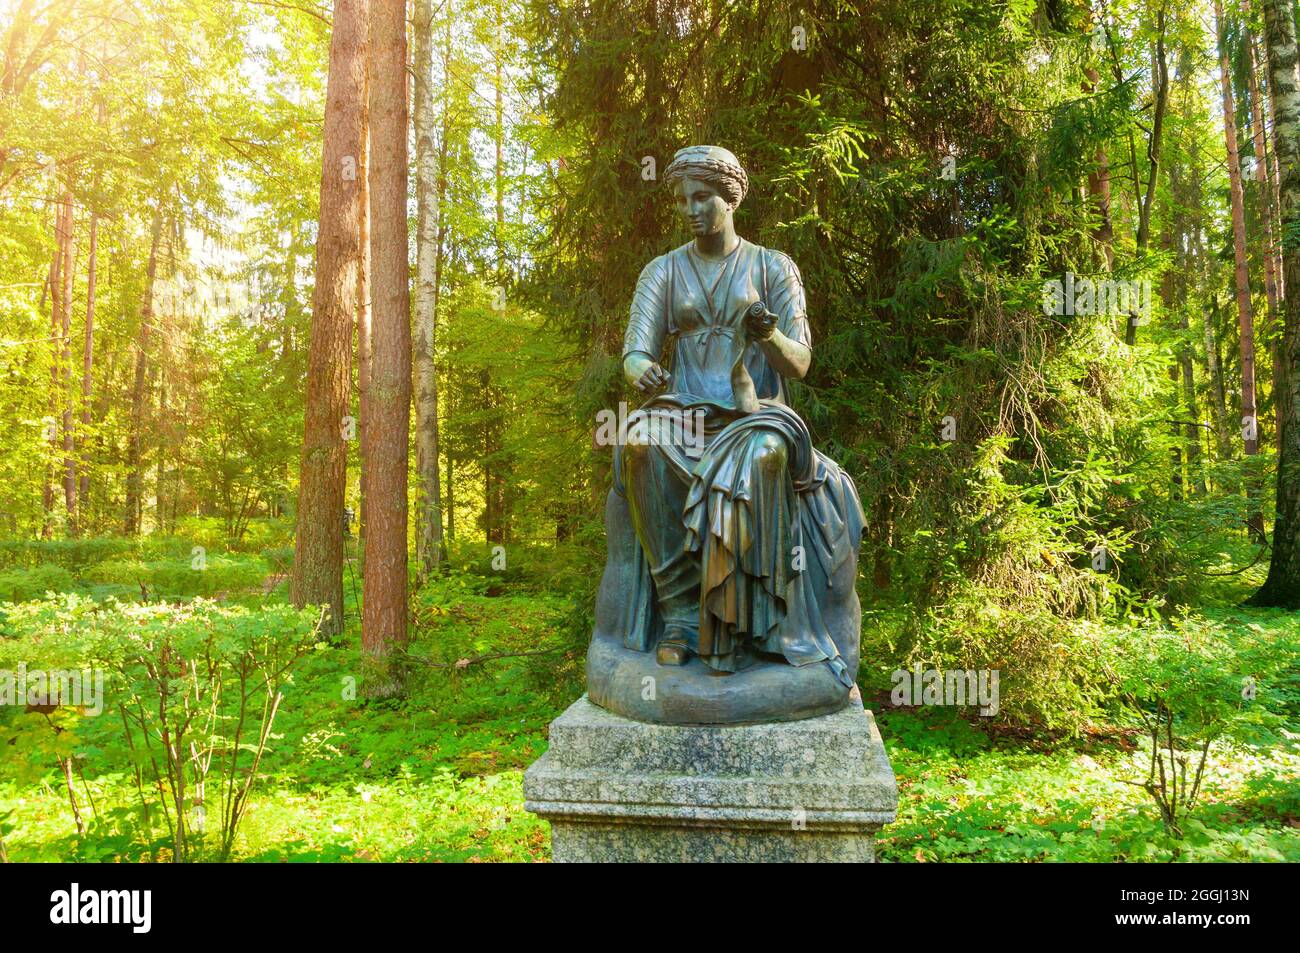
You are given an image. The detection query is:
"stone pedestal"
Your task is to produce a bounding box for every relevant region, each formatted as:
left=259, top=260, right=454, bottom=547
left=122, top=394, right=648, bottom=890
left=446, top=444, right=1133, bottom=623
left=523, top=688, right=897, bottom=862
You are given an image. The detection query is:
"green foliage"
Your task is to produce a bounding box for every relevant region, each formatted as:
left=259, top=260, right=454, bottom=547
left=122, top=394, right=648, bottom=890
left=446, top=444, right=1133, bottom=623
left=0, top=538, right=157, bottom=573
left=0, top=595, right=323, bottom=861
left=86, top=553, right=269, bottom=599
left=1108, top=613, right=1296, bottom=835
left=1, top=0, right=1297, bottom=866
left=1, top=567, right=1296, bottom=862
left=877, top=698, right=1300, bottom=862
left=0, top=565, right=77, bottom=603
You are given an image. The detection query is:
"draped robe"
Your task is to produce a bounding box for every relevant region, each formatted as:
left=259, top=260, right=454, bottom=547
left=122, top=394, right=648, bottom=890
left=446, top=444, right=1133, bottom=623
left=615, top=238, right=864, bottom=687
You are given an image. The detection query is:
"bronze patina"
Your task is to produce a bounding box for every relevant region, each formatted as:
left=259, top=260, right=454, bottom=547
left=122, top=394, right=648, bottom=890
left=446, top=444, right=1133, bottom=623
left=586, top=145, right=865, bottom=724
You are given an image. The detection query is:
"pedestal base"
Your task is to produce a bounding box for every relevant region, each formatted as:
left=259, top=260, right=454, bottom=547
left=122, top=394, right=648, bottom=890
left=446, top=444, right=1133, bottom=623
left=523, top=689, right=898, bottom=863
left=586, top=631, right=854, bottom=724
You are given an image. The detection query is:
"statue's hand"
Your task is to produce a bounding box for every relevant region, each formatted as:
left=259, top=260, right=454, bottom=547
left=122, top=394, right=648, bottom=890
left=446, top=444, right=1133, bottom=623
left=743, top=301, right=779, bottom=342
left=626, top=353, right=671, bottom=394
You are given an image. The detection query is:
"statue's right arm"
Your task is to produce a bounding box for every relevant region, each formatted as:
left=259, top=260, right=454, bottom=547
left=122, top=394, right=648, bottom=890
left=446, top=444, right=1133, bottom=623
left=623, top=257, right=671, bottom=393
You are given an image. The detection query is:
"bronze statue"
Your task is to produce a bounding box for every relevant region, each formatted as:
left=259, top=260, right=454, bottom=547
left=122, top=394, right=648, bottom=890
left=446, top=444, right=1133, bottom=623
left=587, top=145, right=865, bottom=724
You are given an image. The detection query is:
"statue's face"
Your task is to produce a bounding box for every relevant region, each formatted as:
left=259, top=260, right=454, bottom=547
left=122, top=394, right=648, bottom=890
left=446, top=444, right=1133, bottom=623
left=673, top=176, right=731, bottom=237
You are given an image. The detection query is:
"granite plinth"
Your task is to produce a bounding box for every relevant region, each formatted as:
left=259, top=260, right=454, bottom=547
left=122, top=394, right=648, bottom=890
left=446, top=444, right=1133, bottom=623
left=523, top=689, right=897, bottom=862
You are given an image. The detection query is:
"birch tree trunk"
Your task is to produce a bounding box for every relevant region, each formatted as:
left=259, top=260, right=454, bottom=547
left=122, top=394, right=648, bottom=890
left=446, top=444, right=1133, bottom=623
left=435, top=2, right=453, bottom=546
left=1251, top=0, right=1300, bottom=606
left=485, top=0, right=509, bottom=544
left=413, top=0, right=444, bottom=583
left=1244, top=38, right=1284, bottom=454
left=44, top=190, right=68, bottom=536
left=1247, top=31, right=1283, bottom=399
left=154, top=232, right=173, bottom=534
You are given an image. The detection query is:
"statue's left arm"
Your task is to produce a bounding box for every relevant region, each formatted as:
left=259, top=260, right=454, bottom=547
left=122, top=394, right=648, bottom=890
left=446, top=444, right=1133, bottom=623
left=746, top=252, right=811, bottom=379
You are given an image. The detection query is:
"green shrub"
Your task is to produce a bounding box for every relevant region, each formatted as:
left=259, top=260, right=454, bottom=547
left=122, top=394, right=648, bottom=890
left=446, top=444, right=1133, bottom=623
left=0, top=595, right=324, bottom=860
left=0, top=565, right=77, bottom=602
left=440, top=538, right=599, bottom=596
left=1107, top=614, right=1295, bottom=837
left=0, top=538, right=140, bottom=573
left=862, top=597, right=1115, bottom=732
left=84, top=554, right=268, bottom=599
left=260, top=546, right=294, bottom=577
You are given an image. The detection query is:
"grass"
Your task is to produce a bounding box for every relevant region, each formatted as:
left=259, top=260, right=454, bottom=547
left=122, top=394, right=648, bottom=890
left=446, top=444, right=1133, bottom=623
left=877, top=704, right=1300, bottom=862
left=1, top=544, right=1298, bottom=863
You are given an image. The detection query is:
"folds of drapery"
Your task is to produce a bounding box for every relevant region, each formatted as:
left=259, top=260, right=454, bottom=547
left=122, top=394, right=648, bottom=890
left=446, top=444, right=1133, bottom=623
left=613, top=396, right=863, bottom=686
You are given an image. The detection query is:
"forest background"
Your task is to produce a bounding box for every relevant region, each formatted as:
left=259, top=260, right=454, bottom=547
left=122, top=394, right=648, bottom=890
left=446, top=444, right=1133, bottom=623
left=0, top=0, right=1298, bottom=862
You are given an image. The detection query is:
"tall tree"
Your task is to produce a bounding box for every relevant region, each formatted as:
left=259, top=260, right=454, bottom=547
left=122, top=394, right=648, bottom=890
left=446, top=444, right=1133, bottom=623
left=43, top=187, right=66, bottom=536
left=1123, top=8, right=1170, bottom=346
left=78, top=210, right=97, bottom=511
left=1246, top=32, right=1282, bottom=329
left=154, top=228, right=174, bottom=533
left=1084, top=64, right=1114, bottom=270
left=362, top=0, right=412, bottom=693
left=357, top=13, right=372, bottom=544
left=1251, top=0, right=1300, bottom=606
left=57, top=185, right=76, bottom=527
left=1253, top=1, right=1286, bottom=302
left=1216, top=0, right=1263, bottom=536
left=1135, top=18, right=1169, bottom=251
left=125, top=207, right=163, bottom=537
left=292, top=0, right=368, bottom=637
left=434, top=2, right=454, bottom=547
left=413, top=0, right=444, bottom=582
left=485, top=0, right=511, bottom=544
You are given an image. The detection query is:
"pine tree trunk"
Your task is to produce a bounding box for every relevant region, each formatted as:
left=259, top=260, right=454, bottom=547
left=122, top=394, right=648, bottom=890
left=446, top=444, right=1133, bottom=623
left=1085, top=69, right=1114, bottom=270
left=58, top=187, right=76, bottom=528
left=357, top=19, right=371, bottom=546
left=291, top=0, right=367, bottom=636
left=125, top=208, right=163, bottom=537
left=361, top=0, right=411, bottom=693
left=42, top=192, right=65, bottom=539
left=1205, top=297, right=1231, bottom=457
left=413, top=0, right=444, bottom=583
left=1251, top=0, right=1300, bottom=606
left=154, top=235, right=173, bottom=535
left=79, top=212, right=96, bottom=515
left=1216, top=0, right=1263, bottom=536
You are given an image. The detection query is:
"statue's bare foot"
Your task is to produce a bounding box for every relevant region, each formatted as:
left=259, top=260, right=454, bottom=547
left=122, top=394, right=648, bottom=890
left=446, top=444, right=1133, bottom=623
left=656, top=640, right=689, bottom=666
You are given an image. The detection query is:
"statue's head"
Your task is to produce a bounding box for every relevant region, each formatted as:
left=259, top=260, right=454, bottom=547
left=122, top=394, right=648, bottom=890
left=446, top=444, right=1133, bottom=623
left=664, top=145, right=748, bottom=239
